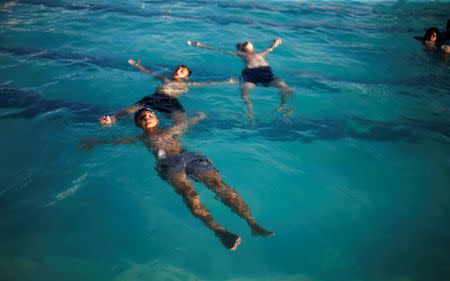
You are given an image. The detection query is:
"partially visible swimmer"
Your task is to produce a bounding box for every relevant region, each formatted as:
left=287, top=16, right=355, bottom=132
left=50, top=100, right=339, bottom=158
left=188, top=39, right=294, bottom=123
left=99, top=59, right=238, bottom=125
left=84, top=107, right=273, bottom=250
left=423, top=27, right=440, bottom=50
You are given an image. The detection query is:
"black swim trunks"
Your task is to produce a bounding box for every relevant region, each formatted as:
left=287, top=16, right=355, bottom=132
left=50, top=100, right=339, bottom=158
left=137, top=93, right=185, bottom=115
left=156, top=152, right=217, bottom=181
left=241, top=66, right=275, bottom=87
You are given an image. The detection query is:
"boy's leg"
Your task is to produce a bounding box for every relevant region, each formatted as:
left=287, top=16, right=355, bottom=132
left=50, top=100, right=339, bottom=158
left=196, top=170, right=273, bottom=237
left=240, top=82, right=256, bottom=123
left=168, top=171, right=241, bottom=250
left=270, top=79, right=294, bottom=111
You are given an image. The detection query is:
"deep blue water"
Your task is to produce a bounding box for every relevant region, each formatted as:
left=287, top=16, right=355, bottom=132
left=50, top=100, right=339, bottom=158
left=1, top=1, right=450, bottom=281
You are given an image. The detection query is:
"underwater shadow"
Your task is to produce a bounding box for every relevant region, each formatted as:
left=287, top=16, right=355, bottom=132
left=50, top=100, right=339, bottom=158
left=3, top=87, right=448, bottom=144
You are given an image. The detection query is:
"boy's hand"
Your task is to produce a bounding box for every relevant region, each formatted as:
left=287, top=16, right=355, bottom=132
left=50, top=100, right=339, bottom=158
left=128, top=59, right=140, bottom=66
left=99, top=115, right=116, bottom=125
left=187, top=40, right=202, bottom=47
left=442, top=45, right=450, bottom=53
left=228, top=77, right=239, bottom=84
left=274, top=38, right=282, bottom=46
left=194, top=112, right=207, bottom=120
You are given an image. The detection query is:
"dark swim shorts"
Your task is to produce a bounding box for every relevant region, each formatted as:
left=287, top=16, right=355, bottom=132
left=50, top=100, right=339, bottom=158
left=137, top=93, right=185, bottom=114
left=241, top=66, right=275, bottom=87
left=156, top=152, right=218, bottom=181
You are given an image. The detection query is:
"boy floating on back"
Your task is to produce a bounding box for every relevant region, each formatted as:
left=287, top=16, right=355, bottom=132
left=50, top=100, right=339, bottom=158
left=99, top=59, right=237, bottom=125
left=188, top=38, right=294, bottom=123
left=86, top=108, right=273, bottom=250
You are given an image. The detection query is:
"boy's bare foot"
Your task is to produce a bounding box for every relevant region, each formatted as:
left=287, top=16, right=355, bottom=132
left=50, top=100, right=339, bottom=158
left=276, top=104, right=288, bottom=113
left=217, top=231, right=241, bottom=250
left=246, top=112, right=256, bottom=126
left=251, top=224, right=274, bottom=237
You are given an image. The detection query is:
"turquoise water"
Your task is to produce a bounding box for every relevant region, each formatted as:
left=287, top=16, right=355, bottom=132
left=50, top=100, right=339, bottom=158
left=1, top=1, right=450, bottom=280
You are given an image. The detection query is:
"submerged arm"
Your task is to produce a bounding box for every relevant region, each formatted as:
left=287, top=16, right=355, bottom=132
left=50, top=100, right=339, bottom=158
left=186, top=78, right=238, bottom=86
left=187, top=40, right=238, bottom=56
left=98, top=103, right=142, bottom=126
left=259, top=38, right=282, bottom=56
left=167, top=112, right=206, bottom=137
left=128, top=59, right=167, bottom=81
left=80, top=136, right=138, bottom=151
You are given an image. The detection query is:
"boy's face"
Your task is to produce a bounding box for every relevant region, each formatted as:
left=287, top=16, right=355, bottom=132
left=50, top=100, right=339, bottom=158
left=173, top=66, right=190, bottom=79
left=138, top=110, right=159, bottom=130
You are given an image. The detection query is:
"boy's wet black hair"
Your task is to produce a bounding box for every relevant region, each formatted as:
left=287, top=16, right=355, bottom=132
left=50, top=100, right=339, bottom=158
left=134, top=106, right=156, bottom=127
left=423, top=27, right=439, bottom=41
left=236, top=41, right=249, bottom=51
left=174, top=65, right=192, bottom=78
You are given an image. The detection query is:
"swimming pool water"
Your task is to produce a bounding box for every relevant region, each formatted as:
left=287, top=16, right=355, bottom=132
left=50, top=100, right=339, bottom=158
left=1, top=1, right=450, bottom=281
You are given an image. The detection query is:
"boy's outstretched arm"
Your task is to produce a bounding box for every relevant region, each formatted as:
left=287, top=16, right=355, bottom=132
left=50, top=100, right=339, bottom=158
left=128, top=59, right=167, bottom=81
left=187, top=40, right=238, bottom=56
left=98, top=103, right=142, bottom=126
left=80, top=136, right=138, bottom=151
left=186, top=78, right=239, bottom=86
left=167, top=112, right=206, bottom=137
left=260, top=38, right=282, bottom=57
